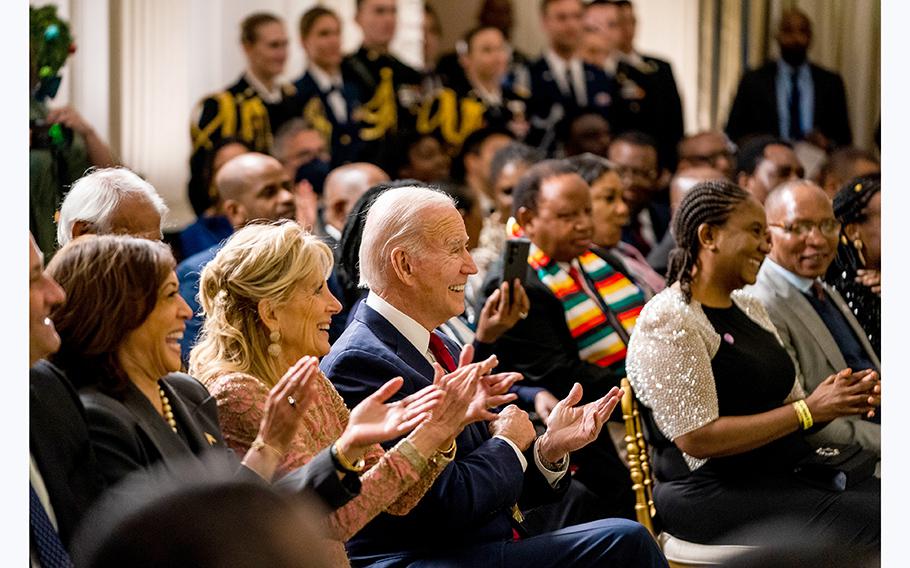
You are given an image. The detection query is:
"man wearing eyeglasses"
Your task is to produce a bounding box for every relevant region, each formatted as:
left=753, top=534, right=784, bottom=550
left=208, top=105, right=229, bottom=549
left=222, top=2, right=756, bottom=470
left=746, top=179, right=880, bottom=455
left=676, top=130, right=736, bottom=180
left=607, top=131, right=670, bottom=256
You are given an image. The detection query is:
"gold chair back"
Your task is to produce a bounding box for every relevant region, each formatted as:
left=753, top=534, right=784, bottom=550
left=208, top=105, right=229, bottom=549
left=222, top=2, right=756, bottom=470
left=620, top=377, right=656, bottom=535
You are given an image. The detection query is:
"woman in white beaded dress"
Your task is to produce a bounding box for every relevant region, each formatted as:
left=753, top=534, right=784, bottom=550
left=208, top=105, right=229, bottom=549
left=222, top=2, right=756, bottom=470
left=626, top=180, right=880, bottom=553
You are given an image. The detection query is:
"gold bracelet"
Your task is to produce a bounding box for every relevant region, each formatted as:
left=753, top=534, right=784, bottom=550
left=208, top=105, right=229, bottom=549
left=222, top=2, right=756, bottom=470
left=792, top=400, right=814, bottom=430
left=332, top=442, right=365, bottom=473
left=437, top=439, right=457, bottom=459
left=250, top=438, right=284, bottom=459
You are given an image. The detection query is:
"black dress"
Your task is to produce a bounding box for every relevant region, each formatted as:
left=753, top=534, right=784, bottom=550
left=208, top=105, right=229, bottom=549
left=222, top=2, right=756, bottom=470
left=825, top=248, right=881, bottom=357
left=652, top=303, right=880, bottom=549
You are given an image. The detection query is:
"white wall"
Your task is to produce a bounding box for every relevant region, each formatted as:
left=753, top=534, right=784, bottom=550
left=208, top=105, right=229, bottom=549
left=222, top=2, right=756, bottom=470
left=35, top=0, right=424, bottom=230
left=511, top=0, right=701, bottom=134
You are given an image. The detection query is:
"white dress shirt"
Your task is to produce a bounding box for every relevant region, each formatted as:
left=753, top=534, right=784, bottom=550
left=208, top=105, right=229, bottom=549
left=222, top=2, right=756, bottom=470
left=308, top=65, right=348, bottom=123
left=544, top=49, right=587, bottom=107
left=365, top=292, right=568, bottom=485
left=244, top=70, right=285, bottom=104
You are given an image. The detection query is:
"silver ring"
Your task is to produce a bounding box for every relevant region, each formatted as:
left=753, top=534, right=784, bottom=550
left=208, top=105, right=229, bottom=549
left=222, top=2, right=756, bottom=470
left=519, top=311, right=529, bottom=320
left=287, top=395, right=297, bottom=408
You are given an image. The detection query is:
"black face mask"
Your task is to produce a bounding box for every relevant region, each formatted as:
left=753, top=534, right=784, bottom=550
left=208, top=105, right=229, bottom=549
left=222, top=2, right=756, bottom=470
left=295, top=159, right=331, bottom=195
left=780, top=45, right=808, bottom=67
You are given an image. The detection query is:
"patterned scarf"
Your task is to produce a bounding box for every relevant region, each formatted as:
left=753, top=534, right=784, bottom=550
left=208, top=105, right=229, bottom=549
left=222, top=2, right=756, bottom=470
left=528, top=242, right=646, bottom=370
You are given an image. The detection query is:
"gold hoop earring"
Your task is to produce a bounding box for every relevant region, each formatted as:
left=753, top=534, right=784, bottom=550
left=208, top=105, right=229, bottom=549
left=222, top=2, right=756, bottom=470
left=268, top=330, right=282, bottom=358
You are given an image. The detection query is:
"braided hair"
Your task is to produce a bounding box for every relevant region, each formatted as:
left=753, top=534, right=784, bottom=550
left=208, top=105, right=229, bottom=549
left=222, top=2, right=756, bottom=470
left=830, top=172, right=880, bottom=273
left=666, top=179, right=751, bottom=302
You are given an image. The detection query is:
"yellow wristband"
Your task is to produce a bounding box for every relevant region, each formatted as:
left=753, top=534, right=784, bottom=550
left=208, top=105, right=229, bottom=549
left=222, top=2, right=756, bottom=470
left=792, top=400, right=814, bottom=430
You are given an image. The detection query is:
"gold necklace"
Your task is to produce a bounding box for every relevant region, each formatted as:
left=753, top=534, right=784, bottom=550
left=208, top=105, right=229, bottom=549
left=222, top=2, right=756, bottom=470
left=159, top=387, right=178, bottom=434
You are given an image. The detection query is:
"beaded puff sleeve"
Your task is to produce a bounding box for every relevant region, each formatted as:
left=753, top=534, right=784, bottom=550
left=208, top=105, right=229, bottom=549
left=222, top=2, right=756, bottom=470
left=626, top=286, right=805, bottom=470
left=204, top=371, right=453, bottom=545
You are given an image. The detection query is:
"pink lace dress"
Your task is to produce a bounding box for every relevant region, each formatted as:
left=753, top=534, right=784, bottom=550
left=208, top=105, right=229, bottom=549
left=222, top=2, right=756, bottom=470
left=205, top=370, right=452, bottom=567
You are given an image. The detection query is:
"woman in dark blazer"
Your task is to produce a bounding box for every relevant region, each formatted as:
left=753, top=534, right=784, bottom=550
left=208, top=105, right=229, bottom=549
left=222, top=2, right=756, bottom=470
left=46, top=235, right=430, bottom=509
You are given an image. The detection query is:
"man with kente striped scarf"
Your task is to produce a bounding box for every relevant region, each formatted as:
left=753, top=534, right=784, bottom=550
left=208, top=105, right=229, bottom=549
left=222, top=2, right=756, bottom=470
left=481, top=159, right=647, bottom=522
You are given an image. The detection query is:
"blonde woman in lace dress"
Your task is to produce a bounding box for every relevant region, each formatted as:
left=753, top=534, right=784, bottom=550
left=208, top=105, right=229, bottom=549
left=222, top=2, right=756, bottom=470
left=190, top=221, right=478, bottom=566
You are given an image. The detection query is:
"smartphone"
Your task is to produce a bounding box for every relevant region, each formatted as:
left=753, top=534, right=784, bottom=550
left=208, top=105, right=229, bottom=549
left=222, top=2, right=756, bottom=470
left=501, top=238, right=530, bottom=305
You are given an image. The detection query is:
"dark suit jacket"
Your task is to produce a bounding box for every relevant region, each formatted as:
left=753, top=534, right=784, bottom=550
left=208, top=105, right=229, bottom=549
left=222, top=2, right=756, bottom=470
left=526, top=57, right=621, bottom=155
left=320, top=302, right=569, bottom=561
left=480, top=251, right=629, bottom=403
left=78, top=372, right=358, bottom=511
left=30, top=360, right=106, bottom=549
left=292, top=69, right=364, bottom=167
left=615, top=55, right=684, bottom=169
left=725, top=60, right=852, bottom=147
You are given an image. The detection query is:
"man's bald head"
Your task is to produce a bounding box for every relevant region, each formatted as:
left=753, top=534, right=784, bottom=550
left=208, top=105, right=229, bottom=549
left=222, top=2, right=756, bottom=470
left=670, top=166, right=726, bottom=212
left=776, top=9, right=812, bottom=66
left=323, top=163, right=390, bottom=231
left=765, top=180, right=838, bottom=278
left=215, top=153, right=295, bottom=228
left=764, top=179, right=827, bottom=222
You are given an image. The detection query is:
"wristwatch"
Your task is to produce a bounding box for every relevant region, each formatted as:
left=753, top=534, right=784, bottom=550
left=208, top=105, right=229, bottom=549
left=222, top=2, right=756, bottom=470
left=331, top=441, right=365, bottom=474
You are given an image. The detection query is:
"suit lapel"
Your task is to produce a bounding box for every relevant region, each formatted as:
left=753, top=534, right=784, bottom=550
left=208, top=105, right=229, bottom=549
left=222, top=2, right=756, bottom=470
left=823, top=283, right=881, bottom=370
left=160, top=378, right=222, bottom=453
left=120, top=381, right=192, bottom=462
left=764, top=268, right=847, bottom=371
left=356, top=303, right=435, bottom=385
left=761, top=65, right=781, bottom=135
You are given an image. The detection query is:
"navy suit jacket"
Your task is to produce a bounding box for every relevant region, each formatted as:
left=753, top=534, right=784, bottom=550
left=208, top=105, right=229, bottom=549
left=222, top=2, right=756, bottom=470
left=321, top=301, right=568, bottom=561
left=30, top=360, right=106, bottom=549
left=725, top=60, right=852, bottom=147
left=526, top=57, right=621, bottom=156
left=292, top=69, right=364, bottom=167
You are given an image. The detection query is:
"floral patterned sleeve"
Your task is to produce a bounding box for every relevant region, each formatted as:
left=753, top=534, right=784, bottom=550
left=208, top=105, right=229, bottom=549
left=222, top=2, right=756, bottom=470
left=206, top=370, right=451, bottom=542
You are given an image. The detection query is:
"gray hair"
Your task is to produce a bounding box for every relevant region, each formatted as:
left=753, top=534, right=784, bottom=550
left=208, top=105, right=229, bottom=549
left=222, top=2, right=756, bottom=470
left=57, top=167, right=168, bottom=247
left=358, top=186, right=455, bottom=291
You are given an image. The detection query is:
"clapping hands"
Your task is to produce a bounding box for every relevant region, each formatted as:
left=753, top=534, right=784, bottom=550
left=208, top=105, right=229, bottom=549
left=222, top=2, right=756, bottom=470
left=537, top=384, right=624, bottom=464
left=337, top=377, right=445, bottom=462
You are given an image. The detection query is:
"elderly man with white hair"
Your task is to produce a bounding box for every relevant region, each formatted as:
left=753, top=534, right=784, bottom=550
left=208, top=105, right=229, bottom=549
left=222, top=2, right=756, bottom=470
left=56, top=167, right=168, bottom=248
left=320, top=186, right=667, bottom=567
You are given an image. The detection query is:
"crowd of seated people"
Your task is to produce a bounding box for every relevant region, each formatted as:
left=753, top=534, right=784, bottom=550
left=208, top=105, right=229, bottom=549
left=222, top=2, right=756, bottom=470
left=29, top=1, right=882, bottom=566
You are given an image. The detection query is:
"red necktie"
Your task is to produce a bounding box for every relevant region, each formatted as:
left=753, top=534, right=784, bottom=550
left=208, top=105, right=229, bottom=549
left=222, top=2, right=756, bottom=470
left=428, top=332, right=456, bottom=372
left=812, top=281, right=828, bottom=302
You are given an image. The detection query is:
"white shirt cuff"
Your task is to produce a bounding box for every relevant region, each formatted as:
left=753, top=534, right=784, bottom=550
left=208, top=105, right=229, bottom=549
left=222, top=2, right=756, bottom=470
left=533, top=438, right=569, bottom=487
left=493, top=435, right=528, bottom=472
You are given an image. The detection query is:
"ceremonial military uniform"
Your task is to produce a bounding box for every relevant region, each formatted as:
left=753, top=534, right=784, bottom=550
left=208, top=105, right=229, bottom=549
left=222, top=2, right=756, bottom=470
left=526, top=53, right=622, bottom=157
left=344, top=47, right=423, bottom=174
left=416, top=81, right=529, bottom=150
left=293, top=66, right=365, bottom=168
left=613, top=54, right=684, bottom=171
left=188, top=74, right=298, bottom=216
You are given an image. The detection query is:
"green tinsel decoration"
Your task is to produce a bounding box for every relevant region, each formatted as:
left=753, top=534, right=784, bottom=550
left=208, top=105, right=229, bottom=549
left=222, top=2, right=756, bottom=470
left=30, top=5, right=75, bottom=99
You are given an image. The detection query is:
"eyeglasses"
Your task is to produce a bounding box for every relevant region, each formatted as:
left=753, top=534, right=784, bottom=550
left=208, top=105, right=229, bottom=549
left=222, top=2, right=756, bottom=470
left=680, top=150, right=734, bottom=167
left=615, top=165, right=657, bottom=181
left=768, top=219, right=841, bottom=237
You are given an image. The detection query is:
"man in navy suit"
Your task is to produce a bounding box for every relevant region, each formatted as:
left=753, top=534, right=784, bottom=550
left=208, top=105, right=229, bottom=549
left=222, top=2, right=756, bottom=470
left=293, top=6, right=365, bottom=167
left=526, top=0, right=622, bottom=157
left=29, top=233, right=106, bottom=566
left=726, top=9, right=852, bottom=151
left=321, top=186, right=668, bottom=567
